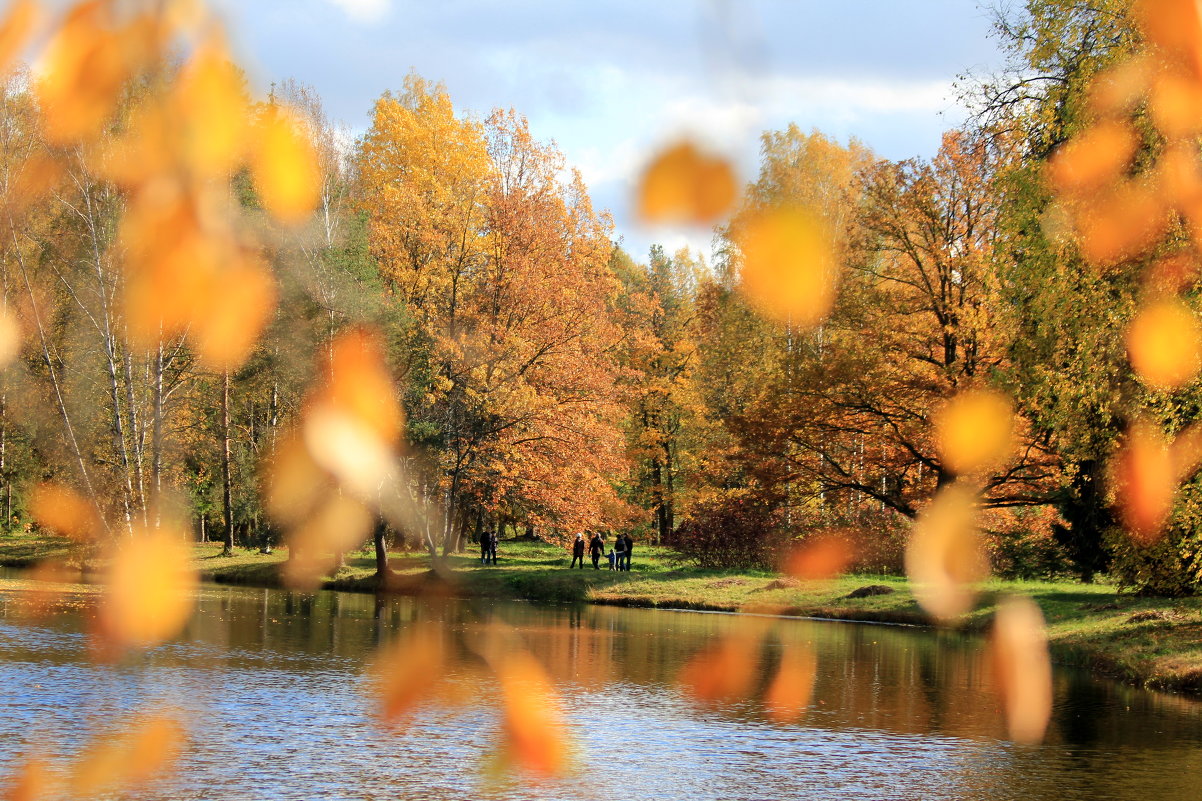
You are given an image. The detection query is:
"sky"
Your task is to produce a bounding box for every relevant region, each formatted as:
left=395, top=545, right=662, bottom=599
left=210, top=0, right=1008, bottom=264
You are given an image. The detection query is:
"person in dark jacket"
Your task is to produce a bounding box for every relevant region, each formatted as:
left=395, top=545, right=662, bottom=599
left=588, top=532, right=604, bottom=569
left=483, top=529, right=498, bottom=565
left=570, top=533, right=586, bottom=568
left=480, top=529, right=490, bottom=565
left=612, top=534, right=626, bottom=571
left=623, top=534, right=634, bottom=570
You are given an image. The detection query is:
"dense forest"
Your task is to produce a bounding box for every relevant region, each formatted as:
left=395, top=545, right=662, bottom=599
left=5, top=0, right=1202, bottom=594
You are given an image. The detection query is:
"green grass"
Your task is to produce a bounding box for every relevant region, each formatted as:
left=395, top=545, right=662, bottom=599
left=4, top=533, right=1202, bottom=693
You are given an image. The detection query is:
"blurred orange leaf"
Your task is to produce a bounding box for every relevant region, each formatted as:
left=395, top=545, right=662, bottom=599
left=1150, top=69, right=1202, bottom=138
left=679, top=629, right=763, bottom=703
left=37, top=3, right=158, bottom=144
left=1112, top=421, right=1176, bottom=544
left=193, top=256, right=277, bottom=370
left=1, top=754, right=51, bottom=801
left=736, top=206, right=837, bottom=328
left=782, top=533, right=855, bottom=580
left=1136, top=0, right=1202, bottom=74
left=1075, top=182, right=1168, bottom=267
left=0, top=0, right=38, bottom=78
left=496, top=651, right=568, bottom=777
left=371, top=627, right=447, bottom=724
left=1088, top=56, right=1152, bottom=116
left=1046, top=121, right=1137, bottom=193
left=636, top=140, right=737, bottom=225
left=1155, top=143, right=1202, bottom=207
left=174, top=36, right=249, bottom=177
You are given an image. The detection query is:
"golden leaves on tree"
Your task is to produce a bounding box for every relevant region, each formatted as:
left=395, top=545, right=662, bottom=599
left=1050, top=0, right=1202, bottom=555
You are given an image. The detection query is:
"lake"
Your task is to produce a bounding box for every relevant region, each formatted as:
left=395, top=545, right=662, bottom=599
left=1, top=572, right=1201, bottom=800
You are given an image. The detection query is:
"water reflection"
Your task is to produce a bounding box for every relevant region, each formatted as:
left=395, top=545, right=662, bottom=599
left=0, top=575, right=1200, bottom=800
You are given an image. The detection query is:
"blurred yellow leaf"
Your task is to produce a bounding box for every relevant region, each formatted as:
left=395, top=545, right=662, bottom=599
left=251, top=105, right=320, bottom=225
left=990, top=595, right=1052, bottom=745
left=636, top=140, right=737, bottom=224
left=763, top=643, right=817, bottom=723
left=193, top=256, right=277, bottom=370
left=934, top=389, right=1015, bottom=475
left=174, top=37, right=249, bottom=177
left=1127, top=298, right=1201, bottom=389
left=100, top=524, right=198, bottom=648
left=905, top=484, right=989, bottom=622
left=736, top=206, right=837, bottom=328
left=1046, top=121, right=1137, bottom=193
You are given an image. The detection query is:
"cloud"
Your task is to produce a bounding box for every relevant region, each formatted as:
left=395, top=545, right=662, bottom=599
left=325, top=0, right=390, bottom=23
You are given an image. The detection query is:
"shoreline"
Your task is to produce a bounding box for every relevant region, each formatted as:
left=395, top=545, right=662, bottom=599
left=3, top=536, right=1202, bottom=697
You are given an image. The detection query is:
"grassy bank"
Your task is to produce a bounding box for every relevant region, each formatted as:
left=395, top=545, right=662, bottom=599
left=3, top=532, right=1202, bottom=694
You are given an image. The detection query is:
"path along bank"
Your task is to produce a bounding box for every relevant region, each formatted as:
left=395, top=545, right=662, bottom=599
left=2, top=535, right=1201, bottom=696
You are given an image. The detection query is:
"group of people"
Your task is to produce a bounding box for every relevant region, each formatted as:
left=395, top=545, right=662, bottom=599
left=572, top=532, right=634, bottom=570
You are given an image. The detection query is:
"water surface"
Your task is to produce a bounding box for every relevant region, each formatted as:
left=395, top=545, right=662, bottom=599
left=1, top=572, right=1200, bottom=800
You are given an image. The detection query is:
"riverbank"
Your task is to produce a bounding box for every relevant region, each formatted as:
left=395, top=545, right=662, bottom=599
left=3, top=533, right=1202, bottom=694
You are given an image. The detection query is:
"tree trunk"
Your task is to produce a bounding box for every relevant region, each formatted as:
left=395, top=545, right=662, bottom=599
left=221, top=370, right=234, bottom=556
left=373, top=518, right=392, bottom=581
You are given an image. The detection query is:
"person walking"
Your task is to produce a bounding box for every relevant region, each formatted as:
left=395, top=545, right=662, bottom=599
left=570, top=533, right=586, bottom=569
left=484, top=528, right=498, bottom=565
left=480, top=528, right=491, bottom=565
left=623, top=533, right=634, bottom=571
left=588, top=531, right=604, bottom=569
left=612, top=533, right=626, bottom=572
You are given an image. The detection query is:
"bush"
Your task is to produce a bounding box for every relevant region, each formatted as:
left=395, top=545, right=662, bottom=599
left=672, top=492, right=787, bottom=570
